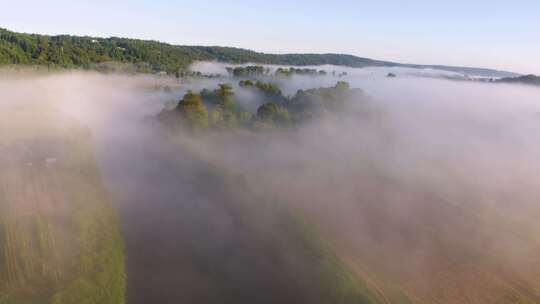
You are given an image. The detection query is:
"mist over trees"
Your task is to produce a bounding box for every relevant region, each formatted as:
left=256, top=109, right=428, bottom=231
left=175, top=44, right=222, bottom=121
left=498, top=74, right=540, bottom=86
left=275, top=67, right=328, bottom=77
left=1, top=64, right=540, bottom=304
left=0, top=0, right=538, bottom=301
left=176, top=91, right=209, bottom=130
left=158, top=80, right=358, bottom=131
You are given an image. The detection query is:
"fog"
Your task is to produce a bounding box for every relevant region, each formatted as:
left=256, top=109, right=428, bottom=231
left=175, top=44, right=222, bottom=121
left=2, top=66, right=540, bottom=303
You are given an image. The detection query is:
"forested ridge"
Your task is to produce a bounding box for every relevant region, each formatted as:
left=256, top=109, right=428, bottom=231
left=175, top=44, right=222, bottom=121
left=498, top=74, right=540, bottom=86
left=0, top=27, right=391, bottom=73
left=0, top=28, right=517, bottom=77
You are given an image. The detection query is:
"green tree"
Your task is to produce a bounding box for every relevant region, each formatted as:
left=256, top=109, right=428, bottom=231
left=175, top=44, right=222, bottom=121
left=215, top=84, right=235, bottom=110
left=223, top=111, right=237, bottom=128
left=335, top=81, right=350, bottom=90
left=237, top=111, right=253, bottom=127
left=239, top=80, right=254, bottom=87
left=275, top=107, right=291, bottom=125
left=176, top=91, right=208, bottom=130
left=256, top=102, right=291, bottom=126
left=209, top=109, right=225, bottom=129
left=257, top=102, right=279, bottom=120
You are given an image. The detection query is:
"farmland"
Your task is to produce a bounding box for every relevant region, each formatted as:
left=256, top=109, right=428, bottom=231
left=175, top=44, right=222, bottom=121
left=0, top=106, right=125, bottom=303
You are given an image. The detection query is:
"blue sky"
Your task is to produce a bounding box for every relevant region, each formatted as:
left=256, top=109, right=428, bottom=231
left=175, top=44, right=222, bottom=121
left=2, top=0, right=539, bottom=74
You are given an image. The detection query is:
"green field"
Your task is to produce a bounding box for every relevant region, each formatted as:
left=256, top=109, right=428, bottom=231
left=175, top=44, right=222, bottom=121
left=0, top=108, right=125, bottom=304
left=0, top=105, right=383, bottom=304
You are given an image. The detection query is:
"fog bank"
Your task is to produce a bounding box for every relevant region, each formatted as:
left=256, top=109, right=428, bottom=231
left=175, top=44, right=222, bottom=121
left=2, top=67, right=540, bottom=303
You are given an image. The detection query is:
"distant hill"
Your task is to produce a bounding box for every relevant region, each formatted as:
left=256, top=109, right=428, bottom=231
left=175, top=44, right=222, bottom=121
left=498, top=74, right=540, bottom=86
left=0, top=27, right=519, bottom=77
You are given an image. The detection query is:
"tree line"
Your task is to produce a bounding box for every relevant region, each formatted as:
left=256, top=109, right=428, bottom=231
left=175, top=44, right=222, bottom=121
left=0, top=28, right=394, bottom=74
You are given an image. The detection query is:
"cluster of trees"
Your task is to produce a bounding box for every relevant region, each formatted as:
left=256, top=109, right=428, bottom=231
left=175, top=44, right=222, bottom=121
left=176, top=70, right=223, bottom=78
left=239, top=80, right=288, bottom=105
left=159, top=84, right=256, bottom=131
left=497, top=74, right=540, bottom=86
left=256, top=102, right=291, bottom=125
left=288, top=81, right=355, bottom=115
left=229, top=66, right=345, bottom=79
left=333, top=71, right=348, bottom=77
left=275, top=67, right=327, bottom=77
left=226, top=66, right=270, bottom=77
left=158, top=81, right=358, bottom=132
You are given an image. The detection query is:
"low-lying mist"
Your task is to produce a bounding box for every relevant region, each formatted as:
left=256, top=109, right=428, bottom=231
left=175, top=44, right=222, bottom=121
left=2, top=65, right=540, bottom=303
